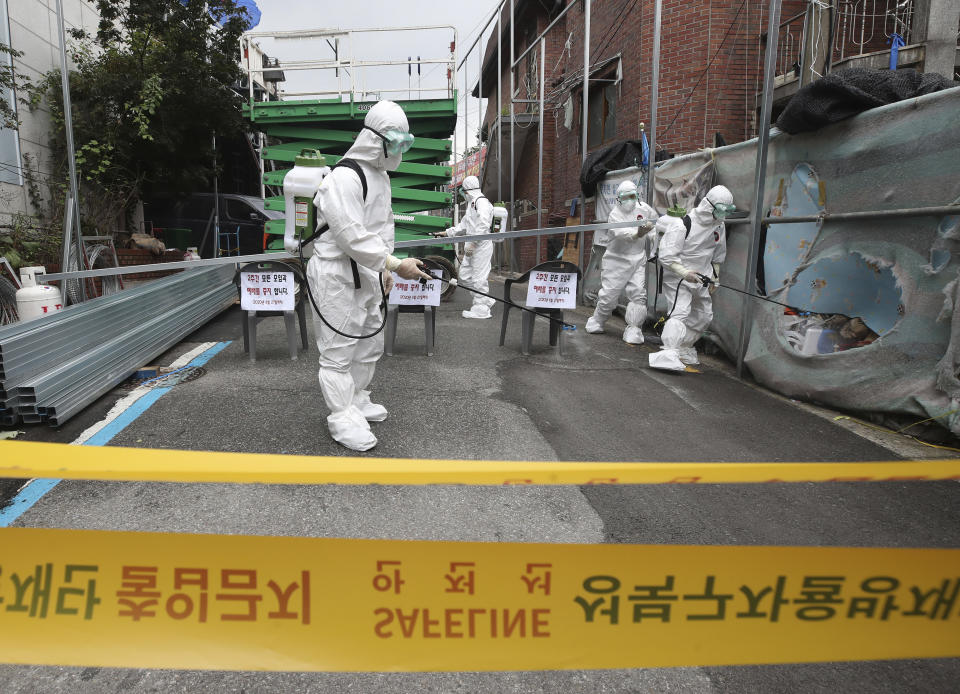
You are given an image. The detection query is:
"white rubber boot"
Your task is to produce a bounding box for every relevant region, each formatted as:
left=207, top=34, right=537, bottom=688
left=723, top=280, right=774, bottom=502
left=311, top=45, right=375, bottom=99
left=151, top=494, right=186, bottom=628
left=648, top=349, right=687, bottom=372
left=355, top=390, right=388, bottom=422
left=679, top=347, right=700, bottom=365
left=622, top=325, right=645, bottom=344
left=327, top=407, right=378, bottom=451
left=585, top=315, right=605, bottom=334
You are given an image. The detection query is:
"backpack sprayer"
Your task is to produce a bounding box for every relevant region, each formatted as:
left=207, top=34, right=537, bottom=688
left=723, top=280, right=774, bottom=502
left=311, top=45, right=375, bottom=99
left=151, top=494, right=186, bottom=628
left=283, top=150, right=388, bottom=340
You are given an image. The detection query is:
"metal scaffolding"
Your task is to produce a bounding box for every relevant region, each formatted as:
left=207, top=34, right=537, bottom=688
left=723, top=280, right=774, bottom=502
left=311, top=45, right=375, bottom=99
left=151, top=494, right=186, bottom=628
left=456, top=0, right=798, bottom=378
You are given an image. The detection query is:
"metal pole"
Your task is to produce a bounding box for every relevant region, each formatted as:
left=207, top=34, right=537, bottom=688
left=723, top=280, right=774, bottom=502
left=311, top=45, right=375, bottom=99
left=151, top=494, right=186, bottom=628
left=579, top=0, right=591, bottom=273
left=537, top=39, right=545, bottom=263
left=736, top=0, right=783, bottom=378
left=454, top=56, right=466, bottom=227
left=44, top=220, right=675, bottom=282
left=55, top=0, right=85, bottom=301
left=512, top=0, right=579, bottom=67
left=41, top=206, right=960, bottom=284
left=646, top=0, right=663, bottom=206
left=478, top=30, right=483, bottom=196
left=497, top=10, right=502, bottom=205
left=259, top=132, right=266, bottom=200
left=478, top=32, right=483, bottom=162
left=509, top=0, right=516, bottom=270
left=213, top=133, right=220, bottom=257
left=458, top=0, right=508, bottom=69
left=480, top=30, right=492, bottom=271
left=59, top=193, right=73, bottom=285
left=722, top=204, right=960, bottom=225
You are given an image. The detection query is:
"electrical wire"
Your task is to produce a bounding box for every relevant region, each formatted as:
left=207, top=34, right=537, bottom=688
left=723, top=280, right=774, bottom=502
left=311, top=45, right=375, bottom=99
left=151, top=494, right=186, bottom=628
left=592, top=0, right=639, bottom=66
left=0, top=158, right=61, bottom=179
left=299, top=239, right=389, bottom=341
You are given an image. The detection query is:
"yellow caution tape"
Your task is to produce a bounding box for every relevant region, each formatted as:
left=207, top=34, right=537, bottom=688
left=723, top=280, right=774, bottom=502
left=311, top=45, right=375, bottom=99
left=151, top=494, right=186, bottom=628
left=1, top=441, right=959, bottom=486
left=0, top=528, right=958, bottom=671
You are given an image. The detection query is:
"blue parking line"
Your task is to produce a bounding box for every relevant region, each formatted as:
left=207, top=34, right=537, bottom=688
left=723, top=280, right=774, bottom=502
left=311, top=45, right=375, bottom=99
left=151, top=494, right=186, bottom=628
left=0, top=341, right=231, bottom=527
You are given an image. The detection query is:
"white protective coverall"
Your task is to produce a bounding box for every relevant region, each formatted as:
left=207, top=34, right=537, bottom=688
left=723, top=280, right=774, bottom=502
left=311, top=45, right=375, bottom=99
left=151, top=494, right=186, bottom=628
left=445, top=175, right=495, bottom=319
left=649, top=185, right=732, bottom=371
left=307, top=101, right=414, bottom=451
left=584, top=180, right=657, bottom=343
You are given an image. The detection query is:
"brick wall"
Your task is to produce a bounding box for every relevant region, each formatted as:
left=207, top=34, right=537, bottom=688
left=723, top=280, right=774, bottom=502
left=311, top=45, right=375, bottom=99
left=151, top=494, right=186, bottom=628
left=480, top=0, right=782, bottom=273
left=547, top=0, right=778, bottom=208
left=116, top=249, right=185, bottom=281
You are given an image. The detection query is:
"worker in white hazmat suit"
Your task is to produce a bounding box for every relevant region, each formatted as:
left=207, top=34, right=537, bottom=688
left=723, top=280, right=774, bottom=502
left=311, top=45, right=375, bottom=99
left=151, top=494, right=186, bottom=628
left=434, top=175, right=495, bottom=319
left=649, top=185, right=735, bottom=371
left=306, top=100, right=430, bottom=451
left=585, top=180, right=657, bottom=343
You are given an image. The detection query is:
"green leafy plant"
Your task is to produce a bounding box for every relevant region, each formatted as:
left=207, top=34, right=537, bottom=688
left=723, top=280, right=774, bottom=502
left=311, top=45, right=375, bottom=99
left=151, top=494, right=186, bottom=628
left=0, top=213, right=61, bottom=270
left=33, top=0, right=253, bottom=228
left=0, top=41, right=34, bottom=131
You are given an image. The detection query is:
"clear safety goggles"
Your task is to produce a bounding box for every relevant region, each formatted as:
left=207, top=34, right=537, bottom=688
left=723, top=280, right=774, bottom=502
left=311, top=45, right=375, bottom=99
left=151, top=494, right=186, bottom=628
left=709, top=199, right=737, bottom=219
left=365, top=126, right=415, bottom=157
left=617, top=191, right=639, bottom=204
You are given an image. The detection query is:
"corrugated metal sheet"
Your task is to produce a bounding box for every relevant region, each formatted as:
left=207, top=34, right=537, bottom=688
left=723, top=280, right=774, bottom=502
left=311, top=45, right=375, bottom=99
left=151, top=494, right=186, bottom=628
left=0, top=266, right=235, bottom=426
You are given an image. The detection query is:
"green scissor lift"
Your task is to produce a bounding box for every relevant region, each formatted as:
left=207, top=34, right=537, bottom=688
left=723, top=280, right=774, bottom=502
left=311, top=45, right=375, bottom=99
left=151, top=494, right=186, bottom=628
left=243, top=97, right=457, bottom=257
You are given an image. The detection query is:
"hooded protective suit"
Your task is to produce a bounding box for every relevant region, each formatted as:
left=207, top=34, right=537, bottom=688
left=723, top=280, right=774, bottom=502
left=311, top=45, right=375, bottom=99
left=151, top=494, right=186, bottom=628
left=585, top=180, right=657, bottom=343
left=649, top=185, right=732, bottom=371
left=308, top=100, right=409, bottom=451
left=445, top=175, right=495, bottom=319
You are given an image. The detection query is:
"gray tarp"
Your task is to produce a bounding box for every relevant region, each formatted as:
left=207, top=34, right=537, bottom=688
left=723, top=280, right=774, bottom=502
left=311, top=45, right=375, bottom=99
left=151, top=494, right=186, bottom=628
left=651, top=87, right=960, bottom=435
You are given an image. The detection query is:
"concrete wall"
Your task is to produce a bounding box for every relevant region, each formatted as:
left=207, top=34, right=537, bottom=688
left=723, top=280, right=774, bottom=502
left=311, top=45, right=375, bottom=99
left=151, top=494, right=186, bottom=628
left=0, top=0, right=100, bottom=225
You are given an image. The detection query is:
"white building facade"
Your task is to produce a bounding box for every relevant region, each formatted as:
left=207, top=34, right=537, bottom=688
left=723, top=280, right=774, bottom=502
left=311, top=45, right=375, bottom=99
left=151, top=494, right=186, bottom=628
left=1, top=0, right=100, bottom=224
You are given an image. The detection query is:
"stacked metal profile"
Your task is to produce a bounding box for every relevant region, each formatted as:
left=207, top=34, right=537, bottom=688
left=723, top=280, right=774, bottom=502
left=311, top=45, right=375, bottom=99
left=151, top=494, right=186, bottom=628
left=0, top=266, right=235, bottom=427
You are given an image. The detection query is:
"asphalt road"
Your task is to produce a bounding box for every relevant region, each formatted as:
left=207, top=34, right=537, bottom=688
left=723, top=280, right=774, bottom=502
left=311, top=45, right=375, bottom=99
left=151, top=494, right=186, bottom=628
left=1, top=276, right=958, bottom=693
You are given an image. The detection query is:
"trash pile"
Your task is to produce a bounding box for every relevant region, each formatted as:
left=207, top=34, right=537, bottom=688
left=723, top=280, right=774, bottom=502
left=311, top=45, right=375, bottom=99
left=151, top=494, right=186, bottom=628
left=780, top=310, right=880, bottom=355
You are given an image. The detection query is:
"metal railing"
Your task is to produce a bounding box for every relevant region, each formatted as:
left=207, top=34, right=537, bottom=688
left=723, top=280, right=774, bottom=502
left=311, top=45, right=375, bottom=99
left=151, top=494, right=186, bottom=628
left=834, top=0, right=915, bottom=62
left=239, top=26, right=458, bottom=105
left=775, top=11, right=807, bottom=80
left=771, top=1, right=920, bottom=80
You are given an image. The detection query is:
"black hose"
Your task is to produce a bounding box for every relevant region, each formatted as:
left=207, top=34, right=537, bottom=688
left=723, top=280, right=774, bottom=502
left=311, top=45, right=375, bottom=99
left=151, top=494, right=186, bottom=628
left=651, top=267, right=688, bottom=336
left=435, top=276, right=577, bottom=329
left=299, top=241, right=389, bottom=341
left=300, top=238, right=576, bottom=338
left=712, top=280, right=800, bottom=311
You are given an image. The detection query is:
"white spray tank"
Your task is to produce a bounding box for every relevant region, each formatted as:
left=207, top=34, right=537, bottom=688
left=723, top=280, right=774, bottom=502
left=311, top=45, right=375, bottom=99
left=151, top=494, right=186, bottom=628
left=283, top=149, right=330, bottom=256
left=491, top=204, right=509, bottom=242
left=16, top=266, right=63, bottom=322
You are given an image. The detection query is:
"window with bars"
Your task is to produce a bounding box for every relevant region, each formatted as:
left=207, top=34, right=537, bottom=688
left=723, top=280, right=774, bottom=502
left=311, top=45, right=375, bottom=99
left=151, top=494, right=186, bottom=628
left=587, top=82, right=618, bottom=149
left=575, top=60, right=621, bottom=152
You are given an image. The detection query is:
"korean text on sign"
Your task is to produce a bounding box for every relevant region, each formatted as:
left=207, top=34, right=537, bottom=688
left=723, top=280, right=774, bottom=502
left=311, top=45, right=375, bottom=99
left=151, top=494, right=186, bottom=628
left=388, top=269, right=442, bottom=307
left=240, top=271, right=295, bottom=312
left=2, top=529, right=960, bottom=672
left=526, top=272, right=577, bottom=309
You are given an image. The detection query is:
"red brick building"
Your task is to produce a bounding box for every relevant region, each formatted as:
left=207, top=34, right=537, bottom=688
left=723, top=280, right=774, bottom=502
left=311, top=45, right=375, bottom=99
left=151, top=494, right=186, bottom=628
left=471, top=0, right=954, bottom=270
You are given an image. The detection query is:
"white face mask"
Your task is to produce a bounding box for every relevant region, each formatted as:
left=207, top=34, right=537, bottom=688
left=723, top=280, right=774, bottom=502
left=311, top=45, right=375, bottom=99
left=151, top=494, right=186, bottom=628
left=618, top=194, right=638, bottom=212
left=383, top=150, right=402, bottom=172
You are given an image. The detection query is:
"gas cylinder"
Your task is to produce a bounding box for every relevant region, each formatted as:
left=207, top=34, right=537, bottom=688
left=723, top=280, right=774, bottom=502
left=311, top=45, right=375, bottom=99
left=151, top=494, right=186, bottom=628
left=16, top=266, right=63, bottom=322
left=283, top=149, right=329, bottom=255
